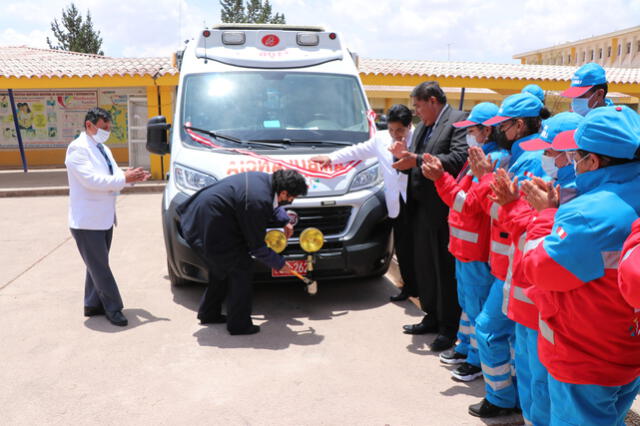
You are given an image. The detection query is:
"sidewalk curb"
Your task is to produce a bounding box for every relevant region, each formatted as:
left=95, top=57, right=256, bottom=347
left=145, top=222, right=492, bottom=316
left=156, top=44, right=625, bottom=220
left=0, top=183, right=166, bottom=198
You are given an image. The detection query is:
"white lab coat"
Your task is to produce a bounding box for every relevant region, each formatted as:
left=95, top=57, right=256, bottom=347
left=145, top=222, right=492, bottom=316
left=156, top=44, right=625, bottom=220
left=65, top=132, right=126, bottom=230
left=329, top=128, right=413, bottom=218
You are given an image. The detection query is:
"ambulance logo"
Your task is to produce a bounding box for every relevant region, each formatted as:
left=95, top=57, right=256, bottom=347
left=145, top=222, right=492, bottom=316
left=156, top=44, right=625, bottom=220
left=262, top=34, right=280, bottom=47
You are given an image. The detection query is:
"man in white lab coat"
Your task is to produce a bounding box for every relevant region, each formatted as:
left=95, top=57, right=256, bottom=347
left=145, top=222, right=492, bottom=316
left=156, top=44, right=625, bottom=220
left=311, top=104, right=416, bottom=300
left=65, top=107, right=150, bottom=327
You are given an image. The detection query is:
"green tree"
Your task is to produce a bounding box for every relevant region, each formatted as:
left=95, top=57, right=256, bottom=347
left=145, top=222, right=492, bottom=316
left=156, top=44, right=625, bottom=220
left=219, top=0, right=286, bottom=24
left=46, top=3, right=103, bottom=55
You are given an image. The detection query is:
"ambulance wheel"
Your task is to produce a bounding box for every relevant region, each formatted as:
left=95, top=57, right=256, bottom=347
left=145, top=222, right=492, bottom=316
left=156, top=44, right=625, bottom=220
left=167, top=261, right=191, bottom=287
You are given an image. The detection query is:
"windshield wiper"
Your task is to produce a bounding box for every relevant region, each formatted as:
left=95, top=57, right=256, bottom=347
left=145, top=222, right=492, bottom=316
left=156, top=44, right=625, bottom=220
left=251, top=138, right=354, bottom=146
left=184, top=125, right=285, bottom=149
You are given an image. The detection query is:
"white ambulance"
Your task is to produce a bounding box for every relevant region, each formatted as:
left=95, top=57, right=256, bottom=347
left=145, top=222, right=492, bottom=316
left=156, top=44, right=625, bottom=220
left=147, top=25, right=393, bottom=285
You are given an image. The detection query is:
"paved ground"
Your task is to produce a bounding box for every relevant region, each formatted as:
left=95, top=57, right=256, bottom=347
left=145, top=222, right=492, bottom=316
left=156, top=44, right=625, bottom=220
left=0, top=193, right=530, bottom=425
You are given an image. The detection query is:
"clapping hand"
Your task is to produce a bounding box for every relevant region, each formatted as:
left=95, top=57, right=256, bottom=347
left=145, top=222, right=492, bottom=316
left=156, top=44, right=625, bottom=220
left=421, top=153, right=444, bottom=181
left=124, top=167, right=151, bottom=184
left=468, top=146, right=496, bottom=179
left=488, top=168, right=520, bottom=206
left=522, top=177, right=559, bottom=211
left=389, top=138, right=410, bottom=159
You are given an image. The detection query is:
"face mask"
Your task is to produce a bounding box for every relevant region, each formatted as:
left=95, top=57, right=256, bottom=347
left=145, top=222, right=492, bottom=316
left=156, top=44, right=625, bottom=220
left=91, top=128, right=111, bottom=144
left=466, top=133, right=480, bottom=148
left=572, top=153, right=589, bottom=175
left=541, top=154, right=559, bottom=178
left=493, top=128, right=513, bottom=150
left=571, top=94, right=594, bottom=117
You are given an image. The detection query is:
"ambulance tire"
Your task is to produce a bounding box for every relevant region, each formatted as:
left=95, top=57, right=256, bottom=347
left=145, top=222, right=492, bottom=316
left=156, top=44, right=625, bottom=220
left=167, top=260, right=192, bottom=287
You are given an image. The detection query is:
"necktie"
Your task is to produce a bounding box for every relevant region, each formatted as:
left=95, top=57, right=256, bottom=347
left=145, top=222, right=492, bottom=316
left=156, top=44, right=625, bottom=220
left=96, top=143, right=113, bottom=175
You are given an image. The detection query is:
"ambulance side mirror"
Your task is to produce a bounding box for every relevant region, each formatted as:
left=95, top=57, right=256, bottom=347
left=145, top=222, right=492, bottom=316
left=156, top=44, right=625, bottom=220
left=147, top=116, right=171, bottom=155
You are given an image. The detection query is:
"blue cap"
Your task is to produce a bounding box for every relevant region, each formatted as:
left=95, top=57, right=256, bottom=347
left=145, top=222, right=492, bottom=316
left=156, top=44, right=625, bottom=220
left=552, top=106, right=640, bottom=159
left=483, top=93, right=543, bottom=126
left=561, top=63, right=607, bottom=98
left=452, top=102, right=499, bottom=128
left=521, top=112, right=583, bottom=151
left=522, top=84, right=545, bottom=102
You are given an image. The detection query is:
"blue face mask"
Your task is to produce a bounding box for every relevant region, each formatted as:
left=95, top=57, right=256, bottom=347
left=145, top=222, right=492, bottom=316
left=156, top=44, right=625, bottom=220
left=571, top=94, right=594, bottom=117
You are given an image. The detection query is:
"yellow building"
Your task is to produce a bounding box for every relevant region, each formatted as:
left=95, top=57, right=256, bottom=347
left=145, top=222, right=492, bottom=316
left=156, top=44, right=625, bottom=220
left=514, top=25, right=640, bottom=67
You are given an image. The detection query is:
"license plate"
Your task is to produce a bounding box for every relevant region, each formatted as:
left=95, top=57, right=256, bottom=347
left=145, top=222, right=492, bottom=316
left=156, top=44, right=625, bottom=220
left=272, top=260, right=307, bottom=277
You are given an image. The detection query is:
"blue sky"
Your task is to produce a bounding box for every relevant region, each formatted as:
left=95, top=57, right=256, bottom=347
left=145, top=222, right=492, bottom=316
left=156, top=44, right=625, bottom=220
left=1, top=0, right=639, bottom=63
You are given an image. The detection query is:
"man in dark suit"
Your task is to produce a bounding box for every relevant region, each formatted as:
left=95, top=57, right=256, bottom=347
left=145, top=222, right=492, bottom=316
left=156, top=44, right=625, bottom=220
left=177, top=170, right=308, bottom=335
left=391, top=81, right=468, bottom=351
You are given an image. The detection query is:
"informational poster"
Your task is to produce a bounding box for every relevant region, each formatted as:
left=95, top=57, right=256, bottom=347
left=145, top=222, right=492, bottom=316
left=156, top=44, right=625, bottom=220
left=0, top=87, right=146, bottom=149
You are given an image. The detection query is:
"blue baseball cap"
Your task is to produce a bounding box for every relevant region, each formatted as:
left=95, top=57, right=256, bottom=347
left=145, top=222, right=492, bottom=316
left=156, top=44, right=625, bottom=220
left=521, top=112, right=583, bottom=151
left=522, top=84, right=545, bottom=102
left=483, top=93, right=543, bottom=126
left=552, top=106, right=640, bottom=159
left=561, top=62, right=607, bottom=98
left=453, top=102, right=499, bottom=128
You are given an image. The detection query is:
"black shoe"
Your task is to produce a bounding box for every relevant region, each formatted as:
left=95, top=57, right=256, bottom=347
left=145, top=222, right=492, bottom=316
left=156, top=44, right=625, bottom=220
left=468, top=398, right=515, bottom=418
left=403, top=322, right=437, bottom=335
left=451, top=362, right=483, bottom=382
left=229, top=325, right=260, bottom=335
left=389, top=291, right=409, bottom=302
left=439, top=349, right=467, bottom=365
left=105, top=310, right=128, bottom=327
left=198, top=314, right=227, bottom=324
left=84, top=306, right=105, bottom=317
left=429, top=334, right=455, bottom=352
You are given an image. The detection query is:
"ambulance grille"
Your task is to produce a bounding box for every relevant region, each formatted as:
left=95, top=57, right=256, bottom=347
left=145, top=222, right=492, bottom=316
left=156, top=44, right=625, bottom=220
left=287, top=206, right=352, bottom=238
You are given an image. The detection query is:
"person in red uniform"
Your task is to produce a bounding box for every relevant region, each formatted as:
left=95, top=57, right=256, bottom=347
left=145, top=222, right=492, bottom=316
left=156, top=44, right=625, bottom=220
left=619, top=218, right=640, bottom=309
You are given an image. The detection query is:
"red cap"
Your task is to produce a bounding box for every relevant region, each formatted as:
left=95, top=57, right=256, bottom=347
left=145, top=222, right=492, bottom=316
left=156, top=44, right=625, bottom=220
left=560, top=85, right=593, bottom=98
left=452, top=119, right=478, bottom=128
left=482, top=115, right=511, bottom=126
left=520, top=138, right=552, bottom=151
left=551, top=130, right=579, bottom=151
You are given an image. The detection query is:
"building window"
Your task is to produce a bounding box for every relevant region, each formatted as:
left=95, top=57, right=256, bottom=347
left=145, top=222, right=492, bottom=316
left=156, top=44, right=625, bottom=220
left=582, top=51, right=586, bottom=62
left=607, top=46, right=611, bottom=57
left=618, top=44, right=621, bottom=56
left=591, top=50, right=594, bottom=60
left=627, top=42, right=632, bottom=54
left=599, top=48, right=603, bottom=59
left=637, top=41, right=640, bottom=54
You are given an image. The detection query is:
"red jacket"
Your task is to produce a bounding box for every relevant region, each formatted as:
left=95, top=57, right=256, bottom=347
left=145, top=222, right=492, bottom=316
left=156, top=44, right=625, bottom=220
left=620, top=218, right=640, bottom=309
left=434, top=168, right=491, bottom=263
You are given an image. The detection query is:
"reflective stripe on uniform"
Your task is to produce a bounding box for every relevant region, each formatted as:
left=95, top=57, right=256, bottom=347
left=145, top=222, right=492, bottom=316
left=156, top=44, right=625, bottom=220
left=485, top=376, right=513, bottom=391
left=518, top=232, right=527, bottom=252
left=470, top=337, right=478, bottom=348
left=460, top=311, right=470, bottom=321
left=513, top=286, right=534, bottom=304
left=622, top=245, right=639, bottom=263
left=481, top=362, right=512, bottom=376
left=539, top=317, right=555, bottom=344
left=491, top=241, right=511, bottom=255
left=502, top=268, right=512, bottom=315
left=523, top=236, right=545, bottom=254
left=602, top=251, right=622, bottom=270
left=458, top=324, right=472, bottom=335
left=450, top=226, right=479, bottom=243
left=453, top=190, right=467, bottom=213
left=490, top=202, right=500, bottom=220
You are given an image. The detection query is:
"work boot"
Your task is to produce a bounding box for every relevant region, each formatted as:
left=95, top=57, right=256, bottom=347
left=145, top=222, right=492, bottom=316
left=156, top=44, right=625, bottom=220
left=468, top=398, right=515, bottom=418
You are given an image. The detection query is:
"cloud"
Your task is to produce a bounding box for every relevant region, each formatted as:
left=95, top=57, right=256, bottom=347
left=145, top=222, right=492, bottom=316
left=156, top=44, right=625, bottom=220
left=0, top=28, right=49, bottom=48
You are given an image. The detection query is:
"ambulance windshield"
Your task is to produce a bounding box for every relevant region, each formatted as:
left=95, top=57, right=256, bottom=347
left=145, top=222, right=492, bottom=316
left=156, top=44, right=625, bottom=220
left=181, top=71, right=370, bottom=147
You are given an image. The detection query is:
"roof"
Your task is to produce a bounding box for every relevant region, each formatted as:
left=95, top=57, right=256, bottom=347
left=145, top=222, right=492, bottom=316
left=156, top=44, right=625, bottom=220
left=514, top=25, right=640, bottom=58
left=358, top=58, right=640, bottom=84
left=0, top=46, right=177, bottom=79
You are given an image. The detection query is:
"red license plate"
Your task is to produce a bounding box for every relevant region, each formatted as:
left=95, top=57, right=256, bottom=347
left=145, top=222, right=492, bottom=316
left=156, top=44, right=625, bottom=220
left=272, top=260, right=307, bottom=277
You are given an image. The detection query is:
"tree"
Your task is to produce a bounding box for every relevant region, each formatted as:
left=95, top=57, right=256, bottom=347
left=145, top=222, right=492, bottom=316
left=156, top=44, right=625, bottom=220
left=219, top=0, right=286, bottom=24
left=46, top=3, right=104, bottom=55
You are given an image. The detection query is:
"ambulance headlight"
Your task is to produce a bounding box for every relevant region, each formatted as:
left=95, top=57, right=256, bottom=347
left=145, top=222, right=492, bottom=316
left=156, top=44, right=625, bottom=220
left=349, top=164, right=382, bottom=192
left=265, top=229, right=287, bottom=254
left=174, top=163, right=217, bottom=194
left=299, top=227, right=324, bottom=253
left=222, top=31, right=246, bottom=45
left=296, top=33, right=319, bottom=46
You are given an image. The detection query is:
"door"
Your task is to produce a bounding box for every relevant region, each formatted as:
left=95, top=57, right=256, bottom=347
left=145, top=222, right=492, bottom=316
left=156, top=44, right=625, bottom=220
left=128, top=97, right=150, bottom=168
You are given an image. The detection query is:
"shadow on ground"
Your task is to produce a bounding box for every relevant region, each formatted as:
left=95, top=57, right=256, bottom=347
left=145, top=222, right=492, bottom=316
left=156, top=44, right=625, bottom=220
left=84, top=308, right=170, bottom=333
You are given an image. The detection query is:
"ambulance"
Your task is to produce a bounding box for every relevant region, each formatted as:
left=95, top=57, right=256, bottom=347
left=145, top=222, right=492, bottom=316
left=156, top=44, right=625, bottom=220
left=147, top=25, right=393, bottom=285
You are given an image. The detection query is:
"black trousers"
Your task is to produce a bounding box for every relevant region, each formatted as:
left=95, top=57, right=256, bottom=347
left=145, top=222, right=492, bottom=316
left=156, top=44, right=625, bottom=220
left=408, top=202, right=460, bottom=338
left=392, top=197, right=418, bottom=297
left=198, top=254, right=254, bottom=333
left=70, top=227, right=123, bottom=313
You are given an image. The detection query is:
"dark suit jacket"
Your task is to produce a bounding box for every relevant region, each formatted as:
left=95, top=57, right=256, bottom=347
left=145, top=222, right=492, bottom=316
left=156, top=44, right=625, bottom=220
left=406, top=105, right=469, bottom=227
left=176, top=172, right=289, bottom=270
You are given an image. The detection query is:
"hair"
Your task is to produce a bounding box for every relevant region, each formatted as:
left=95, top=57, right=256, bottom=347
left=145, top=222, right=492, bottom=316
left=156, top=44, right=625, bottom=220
left=589, top=83, right=609, bottom=97
left=576, top=149, right=635, bottom=168
left=386, top=104, right=412, bottom=126
left=519, top=107, right=551, bottom=136
left=84, top=107, right=112, bottom=128
left=411, top=81, right=447, bottom=104
left=272, top=169, right=308, bottom=197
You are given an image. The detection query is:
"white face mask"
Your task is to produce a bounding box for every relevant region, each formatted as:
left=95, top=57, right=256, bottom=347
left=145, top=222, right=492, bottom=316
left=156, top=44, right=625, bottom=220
left=541, top=154, right=559, bottom=179
left=91, top=128, right=111, bottom=144
left=466, top=133, right=480, bottom=148
left=572, top=153, right=589, bottom=175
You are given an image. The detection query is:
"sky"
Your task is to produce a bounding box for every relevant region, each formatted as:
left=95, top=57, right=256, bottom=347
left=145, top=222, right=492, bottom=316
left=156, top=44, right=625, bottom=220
left=1, top=0, right=639, bottom=63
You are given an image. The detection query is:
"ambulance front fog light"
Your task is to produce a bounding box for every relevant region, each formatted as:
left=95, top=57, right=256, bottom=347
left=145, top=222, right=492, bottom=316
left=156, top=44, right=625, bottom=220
left=265, top=230, right=287, bottom=254
left=299, top=227, right=324, bottom=253
left=222, top=31, right=246, bottom=45
left=174, top=164, right=217, bottom=194
left=296, top=33, right=319, bottom=46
